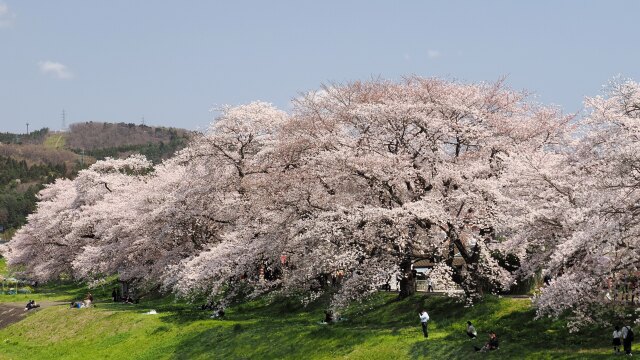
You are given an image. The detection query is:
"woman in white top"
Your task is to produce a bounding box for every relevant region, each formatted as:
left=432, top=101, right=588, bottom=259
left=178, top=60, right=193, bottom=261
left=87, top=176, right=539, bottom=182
left=467, top=321, right=478, bottom=339
left=612, top=325, right=622, bottom=354
left=419, top=310, right=430, bottom=338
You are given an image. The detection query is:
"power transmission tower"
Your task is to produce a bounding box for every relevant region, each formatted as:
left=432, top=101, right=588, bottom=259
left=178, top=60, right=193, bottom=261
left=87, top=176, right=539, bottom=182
left=62, top=109, right=66, bottom=130
left=26, top=122, right=29, bottom=135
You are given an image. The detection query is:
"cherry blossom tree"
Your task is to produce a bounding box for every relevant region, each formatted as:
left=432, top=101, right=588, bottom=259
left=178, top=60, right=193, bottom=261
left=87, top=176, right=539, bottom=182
left=4, top=178, right=78, bottom=281
left=164, top=78, right=571, bottom=309
left=267, top=77, right=570, bottom=306
left=5, top=155, right=153, bottom=281
left=5, top=78, right=584, bottom=317
left=163, top=101, right=290, bottom=301
left=516, top=79, right=640, bottom=329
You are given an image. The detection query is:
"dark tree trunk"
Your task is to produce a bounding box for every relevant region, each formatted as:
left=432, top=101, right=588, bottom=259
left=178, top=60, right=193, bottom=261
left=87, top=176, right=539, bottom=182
left=445, top=223, right=483, bottom=298
left=399, top=256, right=416, bottom=298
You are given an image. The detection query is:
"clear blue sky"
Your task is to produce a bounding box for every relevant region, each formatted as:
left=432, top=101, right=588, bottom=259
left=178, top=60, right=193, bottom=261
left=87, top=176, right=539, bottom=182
left=1, top=1, right=639, bottom=133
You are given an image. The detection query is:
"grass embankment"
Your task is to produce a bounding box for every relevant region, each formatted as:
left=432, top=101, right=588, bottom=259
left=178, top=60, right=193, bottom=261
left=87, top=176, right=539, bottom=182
left=0, top=258, right=96, bottom=304
left=0, top=259, right=623, bottom=359
left=0, top=293, right=621, bottom=359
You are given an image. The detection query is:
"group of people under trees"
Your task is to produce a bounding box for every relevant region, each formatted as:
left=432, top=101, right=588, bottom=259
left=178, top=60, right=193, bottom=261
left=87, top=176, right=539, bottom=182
left=419, top=310, right=498, bottom=352
left=68, top=289, right=137, bottom=308
left=69, top=292, right=94, bottom=309
left=111, top=287, right=135, bottom=304
left=420, top=309, right=636, bottom=354
left=613, top=325, right=635, bottom=356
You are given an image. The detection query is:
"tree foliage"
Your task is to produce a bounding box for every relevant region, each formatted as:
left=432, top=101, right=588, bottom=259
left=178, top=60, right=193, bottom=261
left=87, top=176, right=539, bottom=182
left=6, top=77, right=640, bottom=328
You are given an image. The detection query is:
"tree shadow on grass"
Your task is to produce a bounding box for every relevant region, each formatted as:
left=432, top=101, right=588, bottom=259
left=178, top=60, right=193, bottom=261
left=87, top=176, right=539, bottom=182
left=430, top=299, right=613, bottom=360
left=171, top=318, right=372, bottom=360
left=408, top=340, right=431, bottom=360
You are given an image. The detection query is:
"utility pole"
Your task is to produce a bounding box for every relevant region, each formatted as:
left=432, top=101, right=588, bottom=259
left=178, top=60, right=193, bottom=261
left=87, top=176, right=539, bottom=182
left=62, top=109, right=66, bottom=130
left=26, top=122, right=29, bottom=135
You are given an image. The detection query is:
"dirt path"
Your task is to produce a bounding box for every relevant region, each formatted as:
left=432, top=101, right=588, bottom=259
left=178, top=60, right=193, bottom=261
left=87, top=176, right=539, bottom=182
left=0, top=301, right=65, bottom=330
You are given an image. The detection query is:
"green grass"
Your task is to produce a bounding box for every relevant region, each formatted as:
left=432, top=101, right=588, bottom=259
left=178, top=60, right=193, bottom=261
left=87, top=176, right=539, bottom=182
left=0, top=257, right=627, bottom=358
left=0, top=288, right=625, bottom=359
left=0, top=258, right=113, bottom=303
left=0, top=258, right=6, bottom=276
left=43, top=134, right=66, bottom=149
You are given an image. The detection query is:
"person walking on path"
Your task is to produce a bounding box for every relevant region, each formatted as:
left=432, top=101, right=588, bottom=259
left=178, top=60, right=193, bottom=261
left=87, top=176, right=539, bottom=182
left=427, top=278, right=434, bottom=292
left=466, top=321, right=478, bottom=339
left=622, top=324, right=634, bottom=356
left=419, top=309, right=430, bottom=338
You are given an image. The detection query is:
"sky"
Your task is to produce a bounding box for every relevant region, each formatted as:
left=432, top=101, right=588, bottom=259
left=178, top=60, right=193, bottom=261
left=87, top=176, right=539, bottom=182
left=1, top=1, right=639, bottom=134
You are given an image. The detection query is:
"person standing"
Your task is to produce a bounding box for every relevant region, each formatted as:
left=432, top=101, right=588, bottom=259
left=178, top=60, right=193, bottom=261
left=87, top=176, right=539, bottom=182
left=467, top=321, right=478, bottom=339
left=622, top=324, right=634, bottom=356
left=427, top=278, right=434, bottom=292
left=419, top=309, right=430, bottom=338
left=613, top=325, right=622, bottom=355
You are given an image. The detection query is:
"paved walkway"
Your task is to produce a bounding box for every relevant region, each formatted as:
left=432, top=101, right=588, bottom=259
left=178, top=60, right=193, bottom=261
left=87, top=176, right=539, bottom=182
left=0, top=301, right=64, bottom=330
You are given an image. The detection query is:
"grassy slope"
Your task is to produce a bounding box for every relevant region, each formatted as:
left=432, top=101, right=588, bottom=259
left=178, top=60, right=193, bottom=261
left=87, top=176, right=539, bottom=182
left=0, top=258, right=88, bottom=303
left=0, top=259, right=622, bottom=359
left=0, top=290, right=621, bottom=360
left=43, top=134, right=66, bottom=150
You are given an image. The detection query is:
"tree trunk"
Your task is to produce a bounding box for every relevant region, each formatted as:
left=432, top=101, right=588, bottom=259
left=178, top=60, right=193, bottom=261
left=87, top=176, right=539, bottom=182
left=399, top=257, right=416, bottom=298
left=445, top=223, right=482, bottom=299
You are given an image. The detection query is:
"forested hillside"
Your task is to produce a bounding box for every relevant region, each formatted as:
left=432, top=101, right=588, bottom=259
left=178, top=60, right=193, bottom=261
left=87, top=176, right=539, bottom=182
left=65, top=122, right=189, bottom=164
left=0, top=123, right=191, bottom=238
left=0, top=156, right=69, bottom=236
left=0, top=128, right=50, bottom=145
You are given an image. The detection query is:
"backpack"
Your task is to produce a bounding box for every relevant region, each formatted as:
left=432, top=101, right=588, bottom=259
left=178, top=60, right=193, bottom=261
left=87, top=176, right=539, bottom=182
left=627, top=327, right=634, bottom=342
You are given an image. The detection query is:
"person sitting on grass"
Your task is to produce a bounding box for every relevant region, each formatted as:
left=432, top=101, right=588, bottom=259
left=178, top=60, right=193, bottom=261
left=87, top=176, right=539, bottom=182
left=466, top=321, right=478, bottom=339
left=83, top=293, right=94, bottom=308
left=70, top=301, right=84, bottom=309
left=24, top=300, right=40, bottom=311
left=474, top=331, right=499, bottom=352
left=210, top=307, right=225, bottom=319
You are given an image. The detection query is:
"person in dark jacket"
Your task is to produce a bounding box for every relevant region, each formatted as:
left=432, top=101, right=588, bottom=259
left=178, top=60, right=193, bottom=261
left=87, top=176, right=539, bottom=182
left=24, top=300, right=40, bottom=311
left=474, top=331, right=499, bottom=352
left=622, top=325, right=634, bottom=356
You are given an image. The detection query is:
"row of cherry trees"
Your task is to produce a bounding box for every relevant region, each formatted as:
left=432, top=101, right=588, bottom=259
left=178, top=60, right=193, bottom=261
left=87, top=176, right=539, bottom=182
left=4, top=77, right=639, bottom=326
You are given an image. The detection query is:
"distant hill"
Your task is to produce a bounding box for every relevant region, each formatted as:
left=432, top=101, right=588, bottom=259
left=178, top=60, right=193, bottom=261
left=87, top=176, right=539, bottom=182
left=0, top=128, right=50, bottom=146
left=0, top=143, right=80, bottom=167
left=65, top=122, right=191, bottom=164
left=0, top=122, right=192, bottom=238
left=66, top=122, right=189, bottom=150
